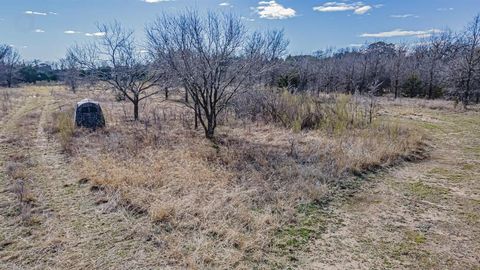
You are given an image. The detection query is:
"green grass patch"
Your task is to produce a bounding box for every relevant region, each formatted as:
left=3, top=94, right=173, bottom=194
left=461, top=163, right=476, bottom=171
left=274, top=203, right=328, bottom=252
left=383, top=230, right=430, bottom=266
left=405, top=230, right=426, bottom=244
left=427, top=167, right=470, bottom=182
left=419, top=122, right=442, bottom=131
left=407, top=181, right=449, bottom=201
left=462, top=212, right=479, bottom=226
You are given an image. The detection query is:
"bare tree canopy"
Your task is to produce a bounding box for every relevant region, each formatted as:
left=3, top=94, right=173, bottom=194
left=69, top=21, right=164, bottom=120
left=60, top=50, right=82, bottom=93
left=0, top=45, right=21, bottom=87
left=0, top=44, right=10, bottom=62
left=146, top=11, right=288, bottom=139
left=451, top=14, right=480, bottom=108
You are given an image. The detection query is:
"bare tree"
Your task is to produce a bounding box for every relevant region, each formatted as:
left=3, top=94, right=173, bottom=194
left=60, top=50, right=82, bottom=93
left=453, top=14, right=480, bottom=108
left=391, top=44, right=407, bottom=99
left=0, top=44, right=10, bottom=61
left=0, top=45, right=21, bottom=87
left=422, top=31, right=455, bottom=99
left=4, top=49, right=20, bottom=88
left=70, top=21, right=163, bottom=120
left=146, top=11, right=288, bottom=139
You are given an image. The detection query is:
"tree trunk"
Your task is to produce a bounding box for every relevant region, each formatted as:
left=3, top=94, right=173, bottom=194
left=428, top=70, right=434, bottom=99
left=205, top=117, right=215, bottom=140
left=194, top=103, right=199, bottom=130
left=205, top=126, right=214, bottom=140
left=394, top=79, right=399, bottom=99
left=463, top=91, right=469, bottom=109
left=70, top=80, right=76, bottom=93
left=464, top=77, right=471, bottom=109
left=133, top=98, right=139, bottom=121
left=428, top=83, right=433, bottom=99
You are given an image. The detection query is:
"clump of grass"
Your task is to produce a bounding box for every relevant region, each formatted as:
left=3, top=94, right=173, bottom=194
left=243, top=90, right=382, bottom=135
left=46, top=108, right=75, bottom=153
left=269, top=91, right=324, bottom=132
left=0, top=89, right=12, bottom=119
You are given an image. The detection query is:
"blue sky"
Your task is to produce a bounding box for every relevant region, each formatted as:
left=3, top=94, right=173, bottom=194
left=0, top=0, right=478, bottom=61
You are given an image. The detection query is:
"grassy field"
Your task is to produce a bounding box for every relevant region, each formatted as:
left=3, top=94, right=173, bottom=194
left=0, top=85, right=478, bottom=269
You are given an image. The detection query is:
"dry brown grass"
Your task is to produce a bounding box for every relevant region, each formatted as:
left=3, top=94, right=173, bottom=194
left=0, top=87, right=30, bottom=122
left=39, top=87, right=425, bottom=268
left=45, top=108, right=75, bottom=153
left=381, top=96, right=459, bottom=111
left=3, top=85, right=478, bottom=269
left=1, top=100, right=43, bottom=229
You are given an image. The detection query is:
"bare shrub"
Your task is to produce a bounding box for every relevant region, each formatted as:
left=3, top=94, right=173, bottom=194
left=234, top=90, right=381, bottom=134
left=0, top=89, right=12, bottom=119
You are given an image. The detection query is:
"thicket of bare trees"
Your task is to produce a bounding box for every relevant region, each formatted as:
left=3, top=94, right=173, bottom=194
left=267, top=15, right=480, bottom=107
left=452, top=14, right=480, bottom=107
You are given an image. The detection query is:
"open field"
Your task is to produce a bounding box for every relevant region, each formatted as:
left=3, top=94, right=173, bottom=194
left=0, top=85, right=479, bottom=269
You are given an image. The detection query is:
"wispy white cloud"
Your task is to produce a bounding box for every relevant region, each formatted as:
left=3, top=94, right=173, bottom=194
left=64, top=30, right=83, bottom=34
left=10, top=44, right=28, bottom=49
left=25, top=11, right=47, bottom=16
left=255, top=1, right=296, bottom=20
left=437, top=7, right=453, bottom=12
left=34, top=29, right=45, bottom=33
left=349, top=43, right=364, bottom=47
left=360, top=29, right=442, bottom=38
left=390, top=14, right=419, bottom=18
left=313, top=2, right=375, bottom=15
left=85, top=32, right=106, bottom=37
left=410, top=41, right=429, bottom=47
left=241, top=16, right=255, bottom=22
left=219, top=2, right=231, bottom=6
left=354, top=5, right=371, bottom=15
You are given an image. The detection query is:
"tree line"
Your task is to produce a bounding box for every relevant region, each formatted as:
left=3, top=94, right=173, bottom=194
left=0, top=46, right=60, bottom=86
left=1, top=11, right=479, bottom=139
left=270, top=13, right=480, bottom=108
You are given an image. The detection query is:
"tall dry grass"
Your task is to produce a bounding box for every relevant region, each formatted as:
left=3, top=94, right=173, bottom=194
left=45, top=108, right=75, bottom=153
left=46, top=88, right=425, bottom=268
